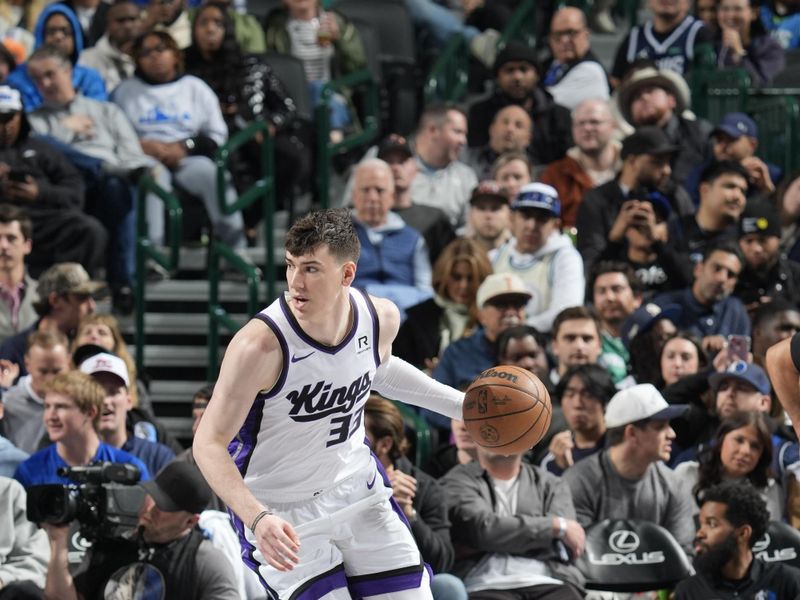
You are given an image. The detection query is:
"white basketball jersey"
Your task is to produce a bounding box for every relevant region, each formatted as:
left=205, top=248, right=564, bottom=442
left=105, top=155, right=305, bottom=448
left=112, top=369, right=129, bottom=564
left=229, top=288, right=380, bottom=499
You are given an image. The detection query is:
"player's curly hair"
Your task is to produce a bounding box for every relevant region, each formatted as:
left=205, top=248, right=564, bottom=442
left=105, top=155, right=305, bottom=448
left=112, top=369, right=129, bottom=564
left=701, top=480, right=770, bottom=548
left=285, top=208, right=360, bottom=263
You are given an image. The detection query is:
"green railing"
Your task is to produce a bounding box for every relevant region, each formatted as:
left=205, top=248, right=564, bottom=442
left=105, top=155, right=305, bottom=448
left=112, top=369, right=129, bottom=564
left=316, top=68, right=380, bottom=208
left=498, top=0, right=536, bottom=48
left=134, top=174, right=183, bottom=373
left=207, top=242, right=261, bottom=381
left=747, top=94, right=800, bottom=174
left=423, top=33, right=469, bottom=105
left=207, top=121, right=277, bottom=379
left=393, top=401, right=433, bottom=468
left=690, top=66, right=751, bottom=122
left=215, top=120, right=276, bottom=300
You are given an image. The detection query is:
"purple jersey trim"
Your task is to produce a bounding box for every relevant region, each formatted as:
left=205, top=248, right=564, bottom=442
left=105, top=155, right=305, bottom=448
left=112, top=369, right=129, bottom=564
left=354, top=287, right=381, bottom=369
left=348, top=562, right=427, bottom=598
left=290, top=564, right=348, bottom=600
left=227, top=510, right=279, bottom=599
left=278, top=293, right=360, bottom=354
left=252, top=314, right=290, bottom=399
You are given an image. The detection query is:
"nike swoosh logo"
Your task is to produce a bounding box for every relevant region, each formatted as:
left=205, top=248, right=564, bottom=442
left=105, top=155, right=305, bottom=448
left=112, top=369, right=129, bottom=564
left=366, top=473, right=377, bottom=489
left=291, top=351, right=314, bottom=363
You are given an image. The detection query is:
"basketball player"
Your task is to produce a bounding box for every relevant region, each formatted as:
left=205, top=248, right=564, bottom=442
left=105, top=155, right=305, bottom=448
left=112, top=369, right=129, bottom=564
left=194, top=209, right=465, bottom=599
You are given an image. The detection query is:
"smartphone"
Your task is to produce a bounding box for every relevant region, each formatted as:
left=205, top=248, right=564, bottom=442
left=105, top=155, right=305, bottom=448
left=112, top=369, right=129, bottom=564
left=727, top=335, right=751, bottom=362
left=8, top=169, right=32, bottom=183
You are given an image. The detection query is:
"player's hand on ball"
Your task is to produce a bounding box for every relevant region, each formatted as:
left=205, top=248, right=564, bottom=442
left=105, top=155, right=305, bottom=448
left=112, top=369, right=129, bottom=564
left=548, top=431, right=575, bottom=470
left=561, top=519, right=586, bottom=559
left=255, top=514, right=301, bottom=571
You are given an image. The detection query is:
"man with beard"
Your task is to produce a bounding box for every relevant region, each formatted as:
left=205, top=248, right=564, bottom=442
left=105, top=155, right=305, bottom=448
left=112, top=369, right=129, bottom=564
left=653, top=240, right=750, bottom=354
left=467, top=42, right=572, bottom=164
left=433, top=273, right=530, bottom=392
left=77, top=0, right=141, bottom=92
left=611, top=0, right=713, bottom=83
left=466, top=181, right=512, bottom=253
left=735, top=201, right=800, bottom=312
left=670, top=161, right=749, bottom=264
left=539, top=99, right=621, bottom=229
left=674, top=480, right=800, bottom=599
left=576, top=126, right=693, bottom=275
left=549, top=306, right=603, bottom=386
left=752, top=299, right=800, bottom=369
left=590, top=261, right=642, bottom=384
left=491, top=183, right=585, bottom=333
left=465, top=104, right=533, bottom=181
left=617, top=66, right=713, bottom=186
left=0, top=204, right=36, bottom=342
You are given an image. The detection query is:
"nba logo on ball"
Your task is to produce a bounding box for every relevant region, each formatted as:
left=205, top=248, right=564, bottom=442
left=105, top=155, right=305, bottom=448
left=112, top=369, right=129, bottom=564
left=463, top=365, right=552, bottom=454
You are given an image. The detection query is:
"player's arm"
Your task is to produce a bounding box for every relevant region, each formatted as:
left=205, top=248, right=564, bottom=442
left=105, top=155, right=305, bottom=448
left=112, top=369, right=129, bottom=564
left=370, top=295, right=464, bottom=420
left=193, top=320, right=300, bottom=571
left=766, top=334, right=800, bottom=440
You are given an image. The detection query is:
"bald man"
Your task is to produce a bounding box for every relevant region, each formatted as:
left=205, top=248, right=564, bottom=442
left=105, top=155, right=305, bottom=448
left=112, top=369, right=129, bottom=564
left=542, top=8, right=610, bottom=110
left=351, top=159, right=433, bottom=316
left=540, top=98, right=621, bottom=227
left=466, top=104, right=534, bottom=180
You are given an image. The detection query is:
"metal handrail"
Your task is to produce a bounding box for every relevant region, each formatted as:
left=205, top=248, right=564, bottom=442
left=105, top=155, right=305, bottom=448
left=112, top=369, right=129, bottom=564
left=214, top=120, right=276, bottom=300
left=315, top=68, right=380, bottom=208
left=134, top=174, right=183, bottom=373
left=423, top=33, right=469, bottom=105
left=207, top=242, right=261, bottom=380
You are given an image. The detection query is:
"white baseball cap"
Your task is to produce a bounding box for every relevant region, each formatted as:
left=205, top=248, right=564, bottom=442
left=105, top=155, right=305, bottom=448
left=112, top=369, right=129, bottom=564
left=79, top=352, right=130, bottom=387
left=476, top=273, right=532, bottom=309
left=604, top=383, right=688, bottom=429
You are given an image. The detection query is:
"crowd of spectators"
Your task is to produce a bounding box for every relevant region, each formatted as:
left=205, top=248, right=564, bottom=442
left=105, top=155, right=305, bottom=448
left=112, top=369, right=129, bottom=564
left=1, top=0, right=800, bottom=598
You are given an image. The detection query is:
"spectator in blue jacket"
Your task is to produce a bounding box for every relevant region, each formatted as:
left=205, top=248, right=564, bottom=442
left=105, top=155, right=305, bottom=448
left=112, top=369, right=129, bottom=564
left=653, top=240, right=751, bottom=356
left=6, top=4, right=106, bottom=111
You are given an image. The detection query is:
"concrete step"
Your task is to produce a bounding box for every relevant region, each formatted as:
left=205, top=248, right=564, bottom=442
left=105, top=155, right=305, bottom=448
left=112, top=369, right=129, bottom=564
left=139, top=279, right=286, bottom=303
left=157, top=416, right=193, bottom=442
left=118, top=312, right=249, bottom=336
left=149, top=380, right=208, bottom=404
left=141, top=344, right=217, bottom=368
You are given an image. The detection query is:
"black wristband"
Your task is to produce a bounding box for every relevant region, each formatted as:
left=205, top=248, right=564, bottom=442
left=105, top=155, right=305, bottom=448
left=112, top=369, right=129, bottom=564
left=791, top=332, right=800, bottom=373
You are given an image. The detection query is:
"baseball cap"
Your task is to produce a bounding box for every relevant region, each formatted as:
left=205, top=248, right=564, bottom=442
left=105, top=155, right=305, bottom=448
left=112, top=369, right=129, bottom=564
left=36, top=262, right=106, bottom=299
left=709, top=360, right=771, bottom=395
left=79, top=352, right=129, bottom=387
left=621, top=127, right=680, bottom=159
left=73, top=343, right=112, bottom=370
left=0, top=86, right=21, bottom=114
left=476, top=273, right=531, bottom=309
left=620, top=302, right=681, bottom=350
left=713, top=112, right=758, bottom=140
left=739, top=201, right=781, bottom=239
left=470, top=180, right=508, bottom=205
left=605, top=383, right=689, bottom=428
left=376, top=134, right=412, bottom=162
left=140, top=462, right=212, bottom=514
left=511, top=182, right=561, bottom=217
left=493, top=41, right=539, bottom=75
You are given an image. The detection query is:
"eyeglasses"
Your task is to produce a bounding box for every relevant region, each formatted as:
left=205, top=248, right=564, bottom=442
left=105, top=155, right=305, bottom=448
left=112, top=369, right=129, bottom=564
left=549, top=28, right=586, bottom=41
left=137, top=44, right=169, bottom=58
left=113, top=15, right=140, bottom=23
left=44, top=26, right=71, bottom=38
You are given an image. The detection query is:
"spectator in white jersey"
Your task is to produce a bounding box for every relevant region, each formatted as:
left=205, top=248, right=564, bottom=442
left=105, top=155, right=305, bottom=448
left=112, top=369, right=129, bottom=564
left=610, top=0, right=714, bottom=86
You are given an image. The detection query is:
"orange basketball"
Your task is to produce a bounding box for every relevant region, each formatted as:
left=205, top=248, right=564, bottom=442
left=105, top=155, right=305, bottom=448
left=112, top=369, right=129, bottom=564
left=463, top=365, right=552, bottom=455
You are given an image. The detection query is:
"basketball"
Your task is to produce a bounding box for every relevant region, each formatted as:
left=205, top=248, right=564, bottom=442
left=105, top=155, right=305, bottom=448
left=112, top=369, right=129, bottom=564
left=463, top=365, right=552, bottom=455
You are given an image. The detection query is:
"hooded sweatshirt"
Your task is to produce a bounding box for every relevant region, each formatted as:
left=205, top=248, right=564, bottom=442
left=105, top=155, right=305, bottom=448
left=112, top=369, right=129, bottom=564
left=490, top=232, right=585, bottom=333
left=6, top=4, right=107, bottom=111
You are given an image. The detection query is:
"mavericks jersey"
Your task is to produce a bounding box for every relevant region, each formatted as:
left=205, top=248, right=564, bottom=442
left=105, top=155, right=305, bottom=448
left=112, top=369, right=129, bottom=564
left=229, top=288, right=380, bottom=499
left=625, top=16, right=705, bottom=75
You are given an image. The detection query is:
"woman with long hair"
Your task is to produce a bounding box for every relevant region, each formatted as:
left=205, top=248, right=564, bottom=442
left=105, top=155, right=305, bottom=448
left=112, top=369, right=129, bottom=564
left=184, top=2, right=310, bottom=229
left=393, top=238, right=493, bottom=370
left=675, top=411, right=784, bottom=519
left=659, top=332, right=708, bottom=388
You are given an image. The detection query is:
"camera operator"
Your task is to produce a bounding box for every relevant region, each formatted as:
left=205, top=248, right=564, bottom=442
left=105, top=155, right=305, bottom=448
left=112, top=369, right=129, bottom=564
left=12, top=371, right=149, bottom=488
left=41, top=461, right=239, bottom=600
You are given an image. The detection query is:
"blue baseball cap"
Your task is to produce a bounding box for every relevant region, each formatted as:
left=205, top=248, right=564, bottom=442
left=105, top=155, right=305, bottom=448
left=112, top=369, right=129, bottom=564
left=620, top=302, right=681, bottom=350
left=713, top=112, right=758, bottom=140
left=511, top=182, right=561, bottom=217
left=709, top=361, right=771, bottom=395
